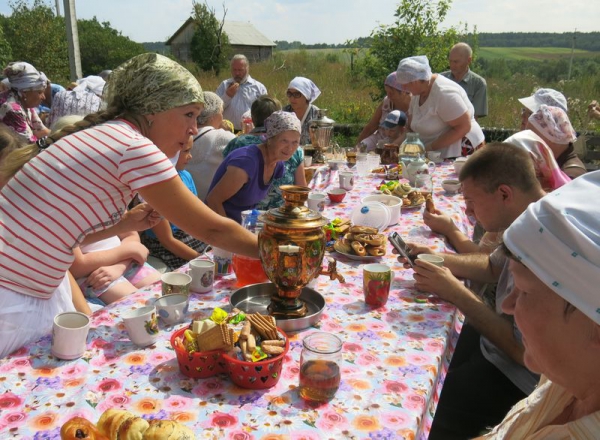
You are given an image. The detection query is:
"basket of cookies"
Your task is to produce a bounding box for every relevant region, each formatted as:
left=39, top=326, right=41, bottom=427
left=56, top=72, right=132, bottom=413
left=221, top=313, right=289, bottom=390
left=170, top=308, right=289, bottom=389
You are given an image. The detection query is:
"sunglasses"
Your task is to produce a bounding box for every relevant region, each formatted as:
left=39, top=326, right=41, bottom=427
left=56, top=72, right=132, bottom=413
left=286, top=90, right=304, bottom=99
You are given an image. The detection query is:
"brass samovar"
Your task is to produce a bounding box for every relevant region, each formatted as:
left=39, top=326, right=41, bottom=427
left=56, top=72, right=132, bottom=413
left=258, top=185, right=327, bottom=317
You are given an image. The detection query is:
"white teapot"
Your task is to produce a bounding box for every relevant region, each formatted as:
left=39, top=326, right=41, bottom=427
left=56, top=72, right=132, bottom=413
left=401, top=157, right=435, bottom=185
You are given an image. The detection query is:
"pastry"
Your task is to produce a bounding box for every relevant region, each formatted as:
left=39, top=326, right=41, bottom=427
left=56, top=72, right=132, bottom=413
left=118, top=416, right=150, bottom=440
left=142, top=420, right=195, bottom=440
left=351, top=241, right=367, bottom=256
left=366, top=245, right=386, bottom=256
left=61, top=417, right=109, bottom=440
left=349, top=225, right=379, bottom=235
left=425, top=194, right=435, bottom=213
left=97, top=409, right=135, bottom=440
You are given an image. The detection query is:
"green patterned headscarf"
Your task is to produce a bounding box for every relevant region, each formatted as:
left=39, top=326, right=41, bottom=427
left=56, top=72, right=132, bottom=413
left=103, top=53, right=204, bottom=115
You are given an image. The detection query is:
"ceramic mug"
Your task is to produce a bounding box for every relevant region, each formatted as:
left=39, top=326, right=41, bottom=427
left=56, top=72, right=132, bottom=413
left=307, top=193, right=327, bottom=212
left=51, top=312, right=90, bottom=360
left=122, top=306, right=159, bottom=347
left=304, top=156, right=313, bottom=167
left=212, top=246, right=233, bottom=276
left=363, top=263, right=392, bottom=307
left=161, top=272, right=192, bottom=296
left=189, top=259, right=215, bottom=293
left=339, top=171, right=354, bottom=190
left=154, top=294, right=189, bottom=326
left=427, top=151, right=443, bottom=163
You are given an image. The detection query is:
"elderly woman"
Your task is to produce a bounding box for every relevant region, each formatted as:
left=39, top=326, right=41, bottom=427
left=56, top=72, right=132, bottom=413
left=0, top=62, right=51, bottom=142
left=0, top=53, right=259, bottom=358
left=356, top=71, right=412, bottom=152
left=47, top=75, right=106, bottom=129
left=396, top=55, right=484, bottom=159
left=526, top=105, right=586, bottom=180
left=222, top=96, right=306, bottom=210
left=186, top=91, right=236, bottom=200
left=283, top=76, right=320, bottom=145
left=475, top=171, right=600, bottom=438
left=206, top=111, right=301, bottom=223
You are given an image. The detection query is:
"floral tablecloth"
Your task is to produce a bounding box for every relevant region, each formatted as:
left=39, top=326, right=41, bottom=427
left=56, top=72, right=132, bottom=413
left=0, top=162, right=472, bottom=440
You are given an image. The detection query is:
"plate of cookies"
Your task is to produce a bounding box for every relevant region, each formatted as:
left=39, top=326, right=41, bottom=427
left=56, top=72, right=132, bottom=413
left=333, top=225, right=386, bottom=260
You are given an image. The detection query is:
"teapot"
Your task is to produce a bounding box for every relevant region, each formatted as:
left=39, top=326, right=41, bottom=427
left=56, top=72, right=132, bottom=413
left=400, top=157, right=435, bottom=185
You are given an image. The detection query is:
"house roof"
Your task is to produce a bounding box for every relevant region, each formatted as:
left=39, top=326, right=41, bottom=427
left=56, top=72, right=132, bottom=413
left=166, top=18, right=275, bottom=47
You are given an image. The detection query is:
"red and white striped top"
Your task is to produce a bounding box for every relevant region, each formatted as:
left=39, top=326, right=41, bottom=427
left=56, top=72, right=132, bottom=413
left=0, top=120, right=177, bottom=299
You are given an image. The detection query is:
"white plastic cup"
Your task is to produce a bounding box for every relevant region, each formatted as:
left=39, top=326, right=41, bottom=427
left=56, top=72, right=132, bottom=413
left=51, top=312, right=90, bottom=360
left=189, top=259, right=215, bottom=293
left=304, top=156, right=313, bottom=167
left=307, top=193, right=327, bottom=212
left=122, top=306, right=159, bottom=347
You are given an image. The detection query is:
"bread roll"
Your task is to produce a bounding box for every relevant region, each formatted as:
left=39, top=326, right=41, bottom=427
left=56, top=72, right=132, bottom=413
left=97, top=409, right=135, bottom=440
left=118, top=416, right=150, bottom=440
left=60, top=416, right=109, bottom=440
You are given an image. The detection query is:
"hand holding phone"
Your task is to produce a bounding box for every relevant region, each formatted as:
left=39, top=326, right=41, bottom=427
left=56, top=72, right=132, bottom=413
left=388, top=232, right=416, bottom=268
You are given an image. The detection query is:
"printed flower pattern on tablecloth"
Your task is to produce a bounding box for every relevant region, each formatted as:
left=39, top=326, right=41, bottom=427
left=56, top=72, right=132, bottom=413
left=0, top=163, right=469, bottom=440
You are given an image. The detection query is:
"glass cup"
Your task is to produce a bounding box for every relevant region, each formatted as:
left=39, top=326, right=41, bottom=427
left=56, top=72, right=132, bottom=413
left=232, top=254, right=269, bottom=287
left=299, top=332, right=343, bottom=402
left=356, top=154, right=369, bottom=178
left=414, top=173, right=434, bottom=198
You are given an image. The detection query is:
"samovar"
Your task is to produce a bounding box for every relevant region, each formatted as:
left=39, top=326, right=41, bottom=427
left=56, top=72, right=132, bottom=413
left=309, top=109, right=335, bottom=164
left=258, top=185, right=328, bottom=317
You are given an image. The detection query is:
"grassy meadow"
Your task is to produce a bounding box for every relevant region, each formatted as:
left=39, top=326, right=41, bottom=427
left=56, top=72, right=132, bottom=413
left=477, top=47, right=595, bottom=61
left=190, top=48, right=600, bottom=147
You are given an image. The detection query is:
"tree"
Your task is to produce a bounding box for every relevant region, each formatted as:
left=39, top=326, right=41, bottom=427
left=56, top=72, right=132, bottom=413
left=0, top=19, right=13, bottom=69
left=3, top=0, right=69, bottom=82
left=190, top=1, right=230, bottom=76
left=355, top=0, right=470, bottom=93
left=78, top=17, right=145, bottom=76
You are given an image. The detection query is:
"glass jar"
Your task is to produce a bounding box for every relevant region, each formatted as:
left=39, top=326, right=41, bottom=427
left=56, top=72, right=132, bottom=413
left=233, top=210, right=268, bottom=286
left=299, top=332, right=342, bottom=402
left=399, top=132, right=426, bottom=162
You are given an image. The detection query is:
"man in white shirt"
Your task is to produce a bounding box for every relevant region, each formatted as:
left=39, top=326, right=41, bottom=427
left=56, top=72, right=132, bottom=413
left=216, top=54, right=267, bottom=131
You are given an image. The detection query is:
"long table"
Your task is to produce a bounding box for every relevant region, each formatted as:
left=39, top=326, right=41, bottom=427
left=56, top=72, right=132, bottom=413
left=0, top=162, right=472, bottom=439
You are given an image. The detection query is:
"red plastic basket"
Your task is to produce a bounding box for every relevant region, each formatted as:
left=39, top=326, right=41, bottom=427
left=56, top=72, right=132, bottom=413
left=170, top=327, right=227, bottom=379
left=221, top=328, right=289, bottom=389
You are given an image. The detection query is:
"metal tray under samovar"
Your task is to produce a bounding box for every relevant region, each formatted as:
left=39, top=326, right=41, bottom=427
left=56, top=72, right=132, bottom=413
left=230, top=282, right=325, bottom=332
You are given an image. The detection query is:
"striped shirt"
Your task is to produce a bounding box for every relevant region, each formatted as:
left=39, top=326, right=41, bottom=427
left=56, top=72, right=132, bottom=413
left=0, top=120, right=177, bottom=299
left=484, top=376, right=600, bottom=439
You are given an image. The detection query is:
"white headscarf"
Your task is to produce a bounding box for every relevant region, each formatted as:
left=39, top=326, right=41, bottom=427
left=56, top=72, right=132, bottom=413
left=528, top=105, right=577, bottom=145
left=503, top=171, right=600, bottom=324
left=74, top=75, right=106, bottom=97
left=396, top=56, right=432, bottom=84
left=288, top=77, right=321, bottom=103
left=2, top=62, right=48, bottom=91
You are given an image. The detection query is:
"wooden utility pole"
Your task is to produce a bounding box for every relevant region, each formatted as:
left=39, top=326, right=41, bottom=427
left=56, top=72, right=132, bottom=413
left=63, top=0, right=82, bottom=80
left=568, top=29, right=576, bottom=81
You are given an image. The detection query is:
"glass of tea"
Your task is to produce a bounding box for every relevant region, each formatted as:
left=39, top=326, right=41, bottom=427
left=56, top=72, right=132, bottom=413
left=299, top=332, right=343, bottom=402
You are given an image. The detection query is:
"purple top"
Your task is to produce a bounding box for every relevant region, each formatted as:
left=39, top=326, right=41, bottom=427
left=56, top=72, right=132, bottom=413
left=207, top=144, right=284, bottom=223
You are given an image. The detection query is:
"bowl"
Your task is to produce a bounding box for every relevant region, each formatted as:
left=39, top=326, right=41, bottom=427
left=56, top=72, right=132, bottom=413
left=327, top=160, right=347, bottom=170
left=327, top=188, right=347, bottom=203
left=453, top=157, right=468, bottom=175
left=442, top=179, right=461, bottom=194
left=361, top=194, right=402, bottom=226
left=170, top=327, right=227, bottom=379
left=221, top=328, right=290, bottom=389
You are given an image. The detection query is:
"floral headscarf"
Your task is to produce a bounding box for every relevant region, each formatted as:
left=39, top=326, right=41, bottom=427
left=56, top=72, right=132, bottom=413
left=528, top=105, right=577, bottom=145
left=2, top=62, right=47, bottom=91
left=384, top=72, right=404, bottom=92
left=103, top=53, right=204, bottom=115
left=264, top=111, right=301, bottom=139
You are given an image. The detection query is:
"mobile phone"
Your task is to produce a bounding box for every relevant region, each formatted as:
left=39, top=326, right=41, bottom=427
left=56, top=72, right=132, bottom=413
left=388, top=232, right=416, bottom=268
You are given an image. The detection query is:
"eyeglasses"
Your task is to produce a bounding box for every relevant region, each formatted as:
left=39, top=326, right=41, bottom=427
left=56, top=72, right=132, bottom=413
left=286, top=90, right=304, bottom=99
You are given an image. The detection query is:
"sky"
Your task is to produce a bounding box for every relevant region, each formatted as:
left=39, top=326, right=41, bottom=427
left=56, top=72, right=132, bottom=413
left=1, top=0, right=598, bottom=44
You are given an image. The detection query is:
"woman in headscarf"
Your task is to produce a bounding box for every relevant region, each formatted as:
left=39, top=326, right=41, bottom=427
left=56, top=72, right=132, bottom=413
left=0, top=53, right=259, bottom=359
left=356, top=71, right=412, bottom=152
left=526, top=105, right=586, bottom=180
left=283, top=76, right=321, bottom=145
left=0, top=61, right=51, bottom=143
left=396, top=56, right=484, bottom=159
left=206, top=110, right=302, bottom=223
left=477, top=171, right=600, bottom=438
left=47, top=75, right=106, bottom=129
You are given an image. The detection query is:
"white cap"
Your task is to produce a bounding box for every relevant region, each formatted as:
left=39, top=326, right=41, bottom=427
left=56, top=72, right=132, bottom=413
left=396, top=56, right=432, bottom=84
left=519, top=88, right=568, bottom=113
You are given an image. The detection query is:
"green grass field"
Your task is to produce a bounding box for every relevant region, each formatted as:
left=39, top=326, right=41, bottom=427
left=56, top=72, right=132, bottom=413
left=477, top=47, right=596, bottom=61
